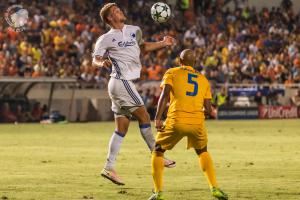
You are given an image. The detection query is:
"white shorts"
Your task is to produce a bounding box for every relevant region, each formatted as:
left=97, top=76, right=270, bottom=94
left=108, top=77, right=144, bottom=118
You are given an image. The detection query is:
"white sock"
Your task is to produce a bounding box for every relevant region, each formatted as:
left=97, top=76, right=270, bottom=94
left=139, top=124, right=155, bottom=151
left=104, top=131, right=125, bottom=170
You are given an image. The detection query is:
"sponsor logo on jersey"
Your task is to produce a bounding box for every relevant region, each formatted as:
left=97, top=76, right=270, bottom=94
left=118, top=39, right=136, bottom=47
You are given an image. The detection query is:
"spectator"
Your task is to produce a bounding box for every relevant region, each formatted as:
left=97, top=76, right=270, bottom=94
left=141, top=88, right=153, bottom=110
left=94, top=70, right=108, bottom=89
left=267, top=87, right=282, bottom=106
left=290, top=90, right=300, bottom=107
left=213, top=87, right=228, bottom=108
left=31, top=102, right=43, bottom=122
left=254, top=91, right=263, bottom=106
left=0, top=103, right=17, bottom=123
left=148, top=87, right=160, bottom=119
left=147, top=64, right=163, bottom=80
left=0, top=0, right=298, bottom=88
left=15, top=104, right=35, bottom=122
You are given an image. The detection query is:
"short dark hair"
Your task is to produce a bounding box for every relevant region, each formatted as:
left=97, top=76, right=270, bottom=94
left=99, top=3, right=117, bottom=24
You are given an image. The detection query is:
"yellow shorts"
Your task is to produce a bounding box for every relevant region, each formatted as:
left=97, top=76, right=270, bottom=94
left=155, top=122, right=208, bottom=150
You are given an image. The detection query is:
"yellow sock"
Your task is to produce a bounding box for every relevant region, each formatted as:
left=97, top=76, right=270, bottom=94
left=151, top=151, right=164, bottom=192
left=198, top=152, right=218, bottom=188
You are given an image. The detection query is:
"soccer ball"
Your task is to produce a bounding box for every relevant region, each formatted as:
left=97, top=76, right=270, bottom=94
left=151, top=2, right=171, bottom=23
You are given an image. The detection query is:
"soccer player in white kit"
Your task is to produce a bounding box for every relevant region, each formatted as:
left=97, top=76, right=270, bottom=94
left=92, top=3, right=176, bottom=185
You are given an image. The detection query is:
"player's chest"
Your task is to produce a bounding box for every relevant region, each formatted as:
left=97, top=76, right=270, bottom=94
left=108, top=32, right=139, bottom=50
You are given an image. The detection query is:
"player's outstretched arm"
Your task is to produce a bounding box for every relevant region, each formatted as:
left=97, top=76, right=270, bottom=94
left=141, top=36, right=174, bottom=53
left=92, top=56, right=112, bottom=68
left=155, top=84, right=171, bottom=131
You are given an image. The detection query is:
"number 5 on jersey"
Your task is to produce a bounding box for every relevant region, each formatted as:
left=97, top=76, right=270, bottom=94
left=186, top=73, right=198, bottom=96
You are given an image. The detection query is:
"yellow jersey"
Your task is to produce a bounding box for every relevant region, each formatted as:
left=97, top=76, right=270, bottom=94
left=160, top=66, right=212, bottom=124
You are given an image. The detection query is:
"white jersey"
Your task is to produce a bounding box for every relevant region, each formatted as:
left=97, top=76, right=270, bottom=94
left=92, top=24, right=143, bottom=80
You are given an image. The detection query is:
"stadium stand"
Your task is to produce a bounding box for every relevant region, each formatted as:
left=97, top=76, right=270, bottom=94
left=0, top=0, right=299, bottom=122
left=1, top=0, right=299, bottom=83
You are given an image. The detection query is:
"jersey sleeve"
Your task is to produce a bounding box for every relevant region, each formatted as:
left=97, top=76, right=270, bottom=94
left=92, top=36, right=107, bottom=58
left=204, top=77, right=212, bottom=99
left=136, top=27, right=144, bottom=45
left=160, top=69, right=173, bottom=88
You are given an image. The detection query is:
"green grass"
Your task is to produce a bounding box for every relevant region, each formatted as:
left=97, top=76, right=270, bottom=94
left=0, top=120, right=300, bottom=200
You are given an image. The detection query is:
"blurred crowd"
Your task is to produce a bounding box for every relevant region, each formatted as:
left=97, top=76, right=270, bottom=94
left=0, top=100, right=47, bottom=123
left=0, top=99, right=67, bottom=123
left=0, top=0, right=299, bottom=89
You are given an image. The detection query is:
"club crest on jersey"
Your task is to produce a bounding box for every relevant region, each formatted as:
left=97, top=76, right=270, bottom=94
left=118, top=39, right=136, bottom=47
left=130, top=33, right=136, bottom=38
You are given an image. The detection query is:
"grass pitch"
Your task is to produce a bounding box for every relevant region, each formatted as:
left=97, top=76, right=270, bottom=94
left=0, top=120, right=300, bottom=200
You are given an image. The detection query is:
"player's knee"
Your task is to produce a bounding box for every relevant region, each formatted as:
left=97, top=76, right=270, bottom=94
left=115, top=116, right=130, bottom=133
left=116, top=127, right=128, bottom=134
left=138, top=112, right=150, bottom=124
left=195, top=146, right=207, bottom=155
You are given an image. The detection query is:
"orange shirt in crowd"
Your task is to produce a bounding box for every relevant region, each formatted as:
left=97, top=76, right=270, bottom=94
left=284, top=79, right=294, bottom=87
left=0, top=32, right=4, bottom=41
left=76, top=23, right=86, bottom=33
left=32, top=70, right=42, bottom=78
left=91, top=26, right=102, bottom=35
left=256, top=38, right=264, bottom=49
left=7, top=27, right=18, bottom=41
left=148, top=65, right=162, bottom=80
left=57, top=19, right=70, bottom=27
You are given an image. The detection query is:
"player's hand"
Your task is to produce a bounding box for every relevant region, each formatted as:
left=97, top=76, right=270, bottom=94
left=163, top=36, right=175, bottom=47
left=155, top=119, right=165, bottom=132
left=101, top=59, right=112, bottom=68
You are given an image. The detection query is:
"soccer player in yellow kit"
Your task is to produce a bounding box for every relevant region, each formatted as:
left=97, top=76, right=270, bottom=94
left=148, top=49, right=228, bottom=200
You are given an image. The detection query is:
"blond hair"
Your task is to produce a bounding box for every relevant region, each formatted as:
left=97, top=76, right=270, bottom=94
left=99, top=3, right=117, bottom=24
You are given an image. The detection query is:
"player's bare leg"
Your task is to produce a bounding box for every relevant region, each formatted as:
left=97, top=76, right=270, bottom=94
left=195, top=147, right=228, bottom=200
left=132, top=106, right=176, bottom=168
left=101, top=116, right=130, bottom=185
left=114, top=115, right=130, bottom=134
